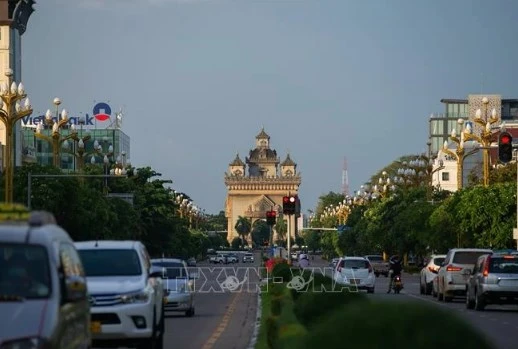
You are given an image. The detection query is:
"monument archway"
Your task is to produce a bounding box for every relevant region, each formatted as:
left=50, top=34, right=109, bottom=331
left=224, top=128, right=301, bottom=245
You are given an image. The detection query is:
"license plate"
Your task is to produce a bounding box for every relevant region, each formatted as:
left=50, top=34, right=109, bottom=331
left=163, top=297, right=168, bottom=304
left=90, top=321, right=101, bottom=333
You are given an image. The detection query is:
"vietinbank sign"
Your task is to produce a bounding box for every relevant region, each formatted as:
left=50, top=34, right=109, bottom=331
left=21, top=102, right=112, bottom=127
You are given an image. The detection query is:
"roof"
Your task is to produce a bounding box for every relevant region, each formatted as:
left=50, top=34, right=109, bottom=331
left=256, top=128, right=270, bottom=140
left=151, top=258, right=184, bottom=264
left=74, top=240, right=140, bottom=250
left=281, top=153, right=296, bottom=166
left=0, top=224, right=72, bottom=246
left=339, top=256, right=367, bottom=260
left=229, top=153, right=245, bottom=166
left=247, top=148, right=278, bottom=162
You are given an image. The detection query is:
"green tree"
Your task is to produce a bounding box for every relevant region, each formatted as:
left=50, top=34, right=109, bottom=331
left=234, top=216, right=251, bottom=247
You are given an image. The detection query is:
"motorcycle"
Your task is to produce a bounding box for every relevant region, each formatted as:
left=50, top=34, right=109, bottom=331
left=392, top=275, right=403, bottom=294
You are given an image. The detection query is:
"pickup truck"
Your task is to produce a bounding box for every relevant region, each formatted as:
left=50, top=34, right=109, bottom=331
left=365, top=255, right=390, bottom=277
left=210, top=254, right=227, bottom=264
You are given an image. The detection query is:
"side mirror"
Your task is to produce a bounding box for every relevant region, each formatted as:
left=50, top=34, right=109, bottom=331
left=64, top=275, right=87, bottom=302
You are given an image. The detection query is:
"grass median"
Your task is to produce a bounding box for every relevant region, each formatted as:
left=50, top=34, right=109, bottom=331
left=256, top=260, right=494, bottom=349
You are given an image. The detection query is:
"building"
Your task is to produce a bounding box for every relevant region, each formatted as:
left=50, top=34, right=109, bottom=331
left=224, top=128, right=301, bottom=244
left=428, top=96, right=518, bottom=157
left=21, top=127, right=130, bottom=171
left=429, top=94, right=518, bottom=191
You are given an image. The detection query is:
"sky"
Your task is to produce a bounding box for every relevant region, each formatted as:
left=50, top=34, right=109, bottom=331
left=21, top=0, right=518, bottom=214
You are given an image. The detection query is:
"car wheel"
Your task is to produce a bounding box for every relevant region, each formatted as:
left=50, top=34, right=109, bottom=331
left=466, top=290, right=475, bottom=310
left=419, top=281, right=425, bottom=295
left=185, top=308, right=195, bottom=317
left=474, top=290, right=485, bottom=311
left=425, top=282, right=432, bottom=295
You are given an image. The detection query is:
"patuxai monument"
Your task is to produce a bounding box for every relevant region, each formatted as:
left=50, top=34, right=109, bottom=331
left=224, top=128, right=302, bottom=244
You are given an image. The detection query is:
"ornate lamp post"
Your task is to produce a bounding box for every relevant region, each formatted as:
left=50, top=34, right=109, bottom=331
left=0, top=69, right=32, bottom=203
left=35, top=98, right=71, bottom=167
left=442, top=122, right=479, bottom=190
left=110, top=152, right=128, bottom=176
left=463, top=97, right=499, bottom=187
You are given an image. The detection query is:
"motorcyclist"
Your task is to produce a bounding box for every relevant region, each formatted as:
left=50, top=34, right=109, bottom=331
left=387, top=255, right=403, bottom=293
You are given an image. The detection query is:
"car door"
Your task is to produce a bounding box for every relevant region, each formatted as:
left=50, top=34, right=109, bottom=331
left=57, top=242, right=90, bottom=349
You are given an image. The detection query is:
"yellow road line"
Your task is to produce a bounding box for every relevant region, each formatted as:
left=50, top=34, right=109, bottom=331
left=201, top=292, right=241, bottom=349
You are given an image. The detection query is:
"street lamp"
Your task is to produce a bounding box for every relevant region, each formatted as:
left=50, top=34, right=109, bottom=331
left=442, top=121, right=479, bottom=190
left=110, top=152, right=128, bottom=176
left=61, top=126, right=92, bottom=171
left=463, top=97, right=499, bottom=187
left=0, top=69, right=33, bottom=203
left=34, top=98, right=71, bottom=167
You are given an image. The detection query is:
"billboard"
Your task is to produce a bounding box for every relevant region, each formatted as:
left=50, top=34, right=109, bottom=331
left=21, top=102, right=112, bottom=128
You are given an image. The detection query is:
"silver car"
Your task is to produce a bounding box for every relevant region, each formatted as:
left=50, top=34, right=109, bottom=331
left=466, top=253, right=518, bottom=311
left=151, top=258, right=197, bottom=317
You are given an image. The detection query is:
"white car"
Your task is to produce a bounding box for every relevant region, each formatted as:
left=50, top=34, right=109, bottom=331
left=151, top=258, right=196, bottom=317
left=436, top=248, right=493, bottom=302
left=76, top=240, right=165, bottom=349
left=419, top=254, right=446, bottom=295
left=333, top=257, right=375, bottom=293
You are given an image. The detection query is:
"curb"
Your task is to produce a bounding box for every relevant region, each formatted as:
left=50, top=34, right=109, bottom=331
left=246, top=291, right=262, bottom=349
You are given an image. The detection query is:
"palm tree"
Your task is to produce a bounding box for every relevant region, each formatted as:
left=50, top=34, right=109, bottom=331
left=274, top=214, right=287, bottom=246
left=234, top=216, right=251, bottom=248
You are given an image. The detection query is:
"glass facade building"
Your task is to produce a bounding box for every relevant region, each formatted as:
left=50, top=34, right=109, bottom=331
left=20, top=126, right=131, bottom=171
left=429, top=98, right=518, bottom=157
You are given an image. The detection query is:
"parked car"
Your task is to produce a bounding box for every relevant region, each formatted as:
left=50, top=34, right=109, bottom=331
left=76, top=240, right=165, bottom=349
left=333, top=257, right=375, bottom=293
left=226, top=254, right=238, bottom=263
left=420, top=254, right=446, bottom=295
left=151, top=258, right=197, bottom=317
left=436, top=248, right=493, bottom=302
left=466, top=253, right=518, bottom=311
left=365, top=255, right=389, bottom=277
left=0, top=209, right=91, bottom=349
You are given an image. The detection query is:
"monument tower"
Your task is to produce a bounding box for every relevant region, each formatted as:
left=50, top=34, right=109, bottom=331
left=0, top=0, right=36, bottom=167
left=224, top=128, right=302, bottom=244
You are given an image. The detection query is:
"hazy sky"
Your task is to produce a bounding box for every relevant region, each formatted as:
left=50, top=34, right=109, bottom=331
left=22, top=0, right=518, bottom=214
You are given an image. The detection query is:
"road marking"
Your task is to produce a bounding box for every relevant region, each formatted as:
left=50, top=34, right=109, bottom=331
left=201, top=292, right=241, bottom=349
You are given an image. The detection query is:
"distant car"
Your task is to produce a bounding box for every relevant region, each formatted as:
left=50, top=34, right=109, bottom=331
left=151, top=258, right=197, bottom=317
left=466, top=253, right=518, bottom=311
left=242, top=253, right=254, bottom=263
left=187, top=257, right=196, bottom=267
left=365, top=255, right=389, bottom=277
left=420, top=254, right=446, bottom=295
left=333, top=257, right=375, bottom=293
left=226, top=254, right=238, bottom=263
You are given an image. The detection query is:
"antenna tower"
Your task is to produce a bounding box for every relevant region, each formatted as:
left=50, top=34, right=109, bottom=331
left=342, top=157, right=349, bottom=196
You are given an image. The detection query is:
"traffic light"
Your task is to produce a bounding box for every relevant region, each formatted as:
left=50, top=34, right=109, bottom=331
left=498, top=131, right=513, bottom=163
left=282, top=195, right=297, bottom=215
left=266, top=210, right=276, bottom=225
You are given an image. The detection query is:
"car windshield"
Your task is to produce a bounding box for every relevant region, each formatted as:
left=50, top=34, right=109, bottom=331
left=0, top=243, right=51, bottom=299
left=79, top=249, right=142, bottom=276
left=152, top=262, right=188, bottom=278
left=453, top=251, right=489, bottom=265
left=367, top=256, right=383, bottom=262
left=489, top=257, right=518, bottom=273
left=433, top=257, right=445, bottom=266
left=341, top=260, right=369, bottom=269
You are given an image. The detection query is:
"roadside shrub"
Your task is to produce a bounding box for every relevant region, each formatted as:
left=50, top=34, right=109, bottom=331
left=269, top=282, right=285, bottom=297
left=265, top=315, right=279, bottom=349
left=277, top=323, right=307, bottom=348
left=271, top=296, right=283, bottom=316
left=290, top=271, right=334, bottom=300
left=293, top=288, right=368, bottom=327
left=290, top=300, right=493, bottom=349
left=272, top=261, right=292, bottom=282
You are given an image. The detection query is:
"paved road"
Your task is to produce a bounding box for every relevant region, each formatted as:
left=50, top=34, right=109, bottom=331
left=371, top=273, right=518, bottom=349
left=163, top=254, right=261, bottom=349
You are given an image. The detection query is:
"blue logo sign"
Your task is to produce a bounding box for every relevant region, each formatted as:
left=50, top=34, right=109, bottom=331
left=93, top=102, right=111, bottom=122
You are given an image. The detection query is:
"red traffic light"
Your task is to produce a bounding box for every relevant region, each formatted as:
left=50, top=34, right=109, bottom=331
left=501, top=135, right=512, bottom=144
left=266, top=210, right=276, bottom=218
left=283, top=196, right=289, bottom=203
